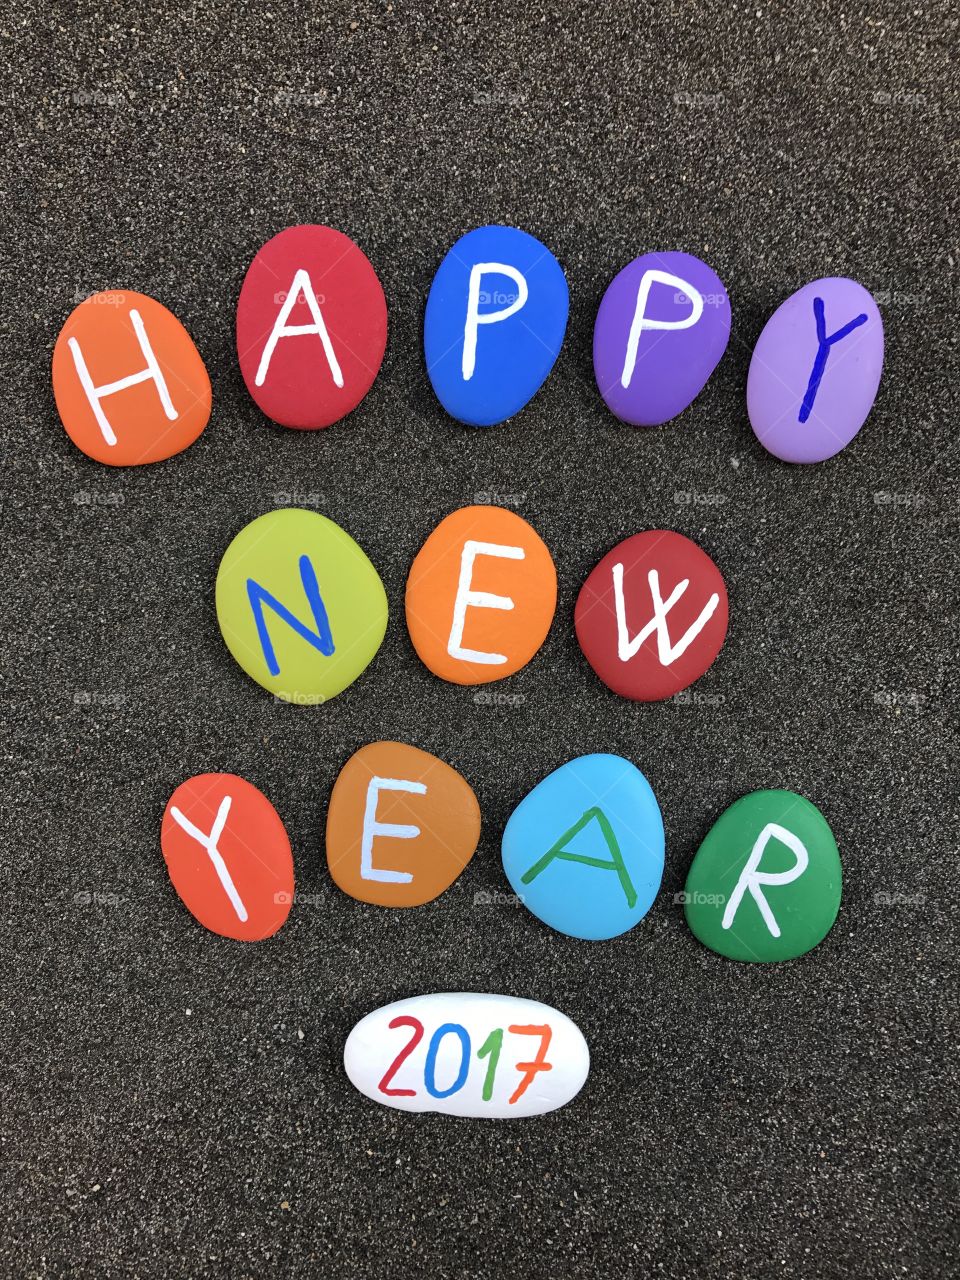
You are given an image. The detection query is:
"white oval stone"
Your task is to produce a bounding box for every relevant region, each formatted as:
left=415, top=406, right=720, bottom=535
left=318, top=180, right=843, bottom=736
left=344, top=992, right=589, bottom=1118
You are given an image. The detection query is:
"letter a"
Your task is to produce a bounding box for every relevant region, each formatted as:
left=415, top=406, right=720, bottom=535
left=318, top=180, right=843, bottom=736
left=521, top=807, right=637, bottom=908
left=256, top=268, right=344, bottom=389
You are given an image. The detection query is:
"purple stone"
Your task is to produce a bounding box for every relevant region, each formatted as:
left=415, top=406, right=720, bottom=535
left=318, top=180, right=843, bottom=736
left=747, top=277, right=884, bottom=464
left=593, top=251, right=731, bottom=426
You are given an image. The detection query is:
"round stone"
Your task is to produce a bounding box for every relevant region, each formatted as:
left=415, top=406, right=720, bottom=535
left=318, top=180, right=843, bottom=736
left=160, top=772, right=293, bottom=941
left=575, top=530, right=728, bottom=702
left=236, top=224, right=387, bottom=430
left=593, top=250, right=731, bottom=426
left=344, top=992, right=590, bottom=1118
left=747, top=277, right=884, bottom=463
left=424, top=225, right=569, bottom=426
left=52, top=290, right=211, bottom=466
left=215, top=508, right=387, bottom=705
left=405, top=505, right=556, bottom=686
left=501, top=753, right=664, bottom=940
left=684, top=790, right=842, bottom=962
left=326, top=741, right=481, bottom=907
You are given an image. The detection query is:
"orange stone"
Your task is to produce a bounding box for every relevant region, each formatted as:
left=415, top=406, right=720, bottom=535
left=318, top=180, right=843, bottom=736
left=52, top=290, right=211, bottom=466
left=326, top=742, right=481, bottom=907
left=161, top=773, right=293, bottom=941
left=405, top=505, right=557, bottom=685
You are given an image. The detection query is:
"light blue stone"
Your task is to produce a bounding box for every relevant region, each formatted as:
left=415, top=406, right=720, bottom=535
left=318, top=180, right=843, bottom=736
left=501, top=754, right=665, bottom=940
left=424, top=225, right=569, bottom=427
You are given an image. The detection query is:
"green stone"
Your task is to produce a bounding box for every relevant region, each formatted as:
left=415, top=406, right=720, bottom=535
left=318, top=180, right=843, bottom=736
left=215, top=508, right=387, bottom=705
left=683, top=790, right=841, bottom=963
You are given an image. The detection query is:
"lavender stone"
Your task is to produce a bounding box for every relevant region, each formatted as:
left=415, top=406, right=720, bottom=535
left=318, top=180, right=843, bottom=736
left=747, top=277, right=884, bottom=464
left=593, top=251, right=731, bottom=426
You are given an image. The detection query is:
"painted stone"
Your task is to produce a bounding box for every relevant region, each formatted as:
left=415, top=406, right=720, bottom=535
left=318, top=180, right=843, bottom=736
left=344, top=992, right=589, bottom=1118
left=405, top=505, right=556, bottom=686
left=747, top=277, right=884, bottom=463
left=236, top=224, right=387, bottom=430
left=575, top=530, right=728, bottom=702
left=593, top=251, right=731, bottom=426
left=326, top=741, right=481, bottom=907
left=424, top=225, right=569, bottom=426
left=684, top=790, right=842, bottom=962
left=501, top=754, right=664, bottom=940
left=52, top=290, right=211, bottom=466
left=215, top=508, right=387, bottom=705
left=160, top=772, right=293, bottom=941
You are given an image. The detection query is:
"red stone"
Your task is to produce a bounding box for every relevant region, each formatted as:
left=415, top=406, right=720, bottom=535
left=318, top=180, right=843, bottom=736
left=236, top=224, right=387, bottom=430
left=160, top=773, right=294, bottom=941
left=575, top=530, right=729, bottom=701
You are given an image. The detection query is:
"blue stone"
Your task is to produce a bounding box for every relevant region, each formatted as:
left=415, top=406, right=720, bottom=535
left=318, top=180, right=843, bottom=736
left=501, top=754, right=664, bottom=940
left=424, top=225, right=569, bottom=427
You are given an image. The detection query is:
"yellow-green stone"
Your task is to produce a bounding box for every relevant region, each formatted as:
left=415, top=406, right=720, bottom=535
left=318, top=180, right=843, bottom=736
left=215, top=508, right=387, bottom=705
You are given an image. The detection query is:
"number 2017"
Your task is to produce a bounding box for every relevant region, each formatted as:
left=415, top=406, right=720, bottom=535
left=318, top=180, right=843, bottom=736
left=377, top=1016, right=554, bottom=1104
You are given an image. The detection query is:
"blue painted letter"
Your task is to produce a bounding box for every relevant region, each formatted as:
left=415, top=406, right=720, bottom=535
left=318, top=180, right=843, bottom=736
left=246, top=554, right=335, bottom=676
left=798, top=297, right=868, bottom=423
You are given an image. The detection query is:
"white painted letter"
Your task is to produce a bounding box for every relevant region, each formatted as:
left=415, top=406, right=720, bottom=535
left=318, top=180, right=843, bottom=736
left=462, top=263, right=529, bottom=380
left=621, top=270, right=704, bottom=388
left=448, top=540, right=525, bottom=664
left=170, top=796, right=248, bottom=922
left=722, top=823, right=810, bottom=937
left=256, top=268, right=344, bottom=389
left=361, top=776, right=428, bottom=883
left=68, top=309, right=178, bottom=447
left=613, top=565, right=719, bottom=666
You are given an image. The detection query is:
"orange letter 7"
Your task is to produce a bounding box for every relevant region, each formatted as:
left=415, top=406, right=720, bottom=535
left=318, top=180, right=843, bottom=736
left=507, top=1023, right=553, bottom=1104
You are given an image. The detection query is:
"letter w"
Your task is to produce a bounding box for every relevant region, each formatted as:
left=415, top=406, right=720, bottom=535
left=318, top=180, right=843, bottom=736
left=247, top=555, right=336, bottom=677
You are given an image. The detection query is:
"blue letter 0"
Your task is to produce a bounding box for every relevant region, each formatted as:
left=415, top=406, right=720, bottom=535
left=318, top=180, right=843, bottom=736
left=424, top=1023, right=471, bottom=1099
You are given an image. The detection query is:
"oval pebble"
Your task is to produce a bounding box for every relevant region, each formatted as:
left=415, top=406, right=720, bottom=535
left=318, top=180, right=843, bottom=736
left=344, top=992, right=589, bottom=1118
left=747, top=276, right=884, bottom=463
left=52, top=290, right=211, bottom=466
left=405, top=505, right=557, bottom=686
left=424, top=225, right=569, bottom=426
left=593, top=250, right=730, bottom=426
left=326, top=741, right=481, bottom=907
left=236, top=224, right=387, bottom=430
left=502, top=753, right=664, bottom=940
left=215, top=508, right=387, bottom=705
left=684, top=789, right=842, bottom=962
left=160, top=773, right=293, bottom=941
left=575, top=530, right=728, bottom=702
